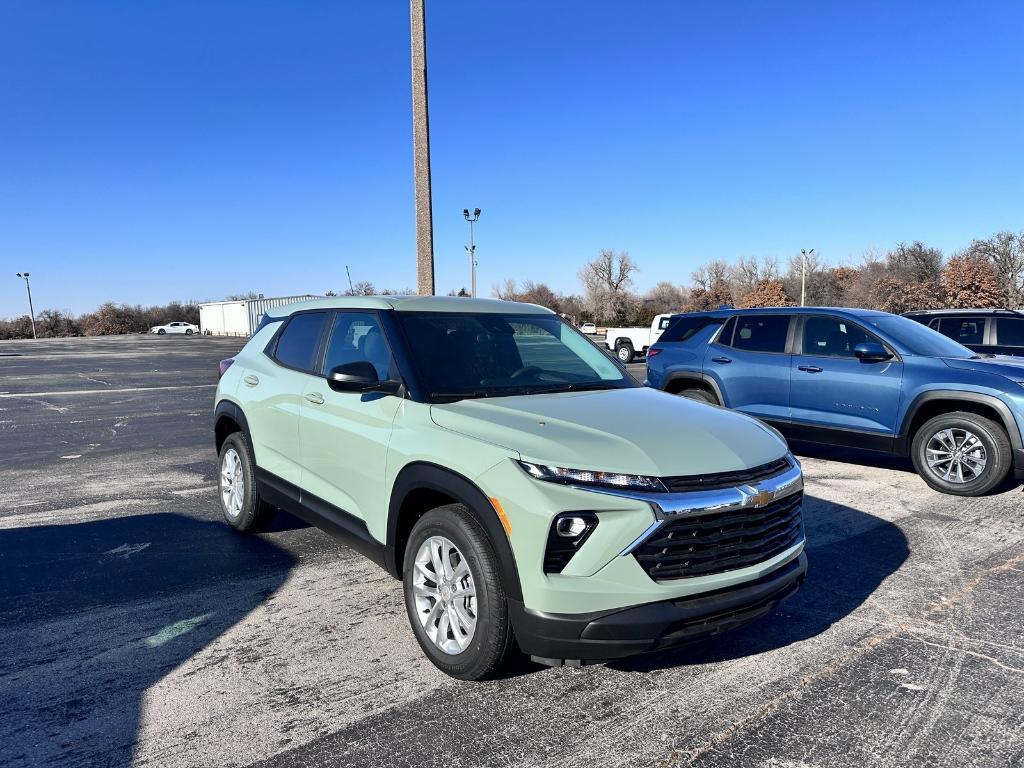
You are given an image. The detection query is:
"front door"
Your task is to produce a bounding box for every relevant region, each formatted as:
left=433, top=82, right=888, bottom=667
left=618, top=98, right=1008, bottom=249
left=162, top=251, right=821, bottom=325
left=789, top=314, right=903, bottom=437
left=298, top=311, right=402, bottom=527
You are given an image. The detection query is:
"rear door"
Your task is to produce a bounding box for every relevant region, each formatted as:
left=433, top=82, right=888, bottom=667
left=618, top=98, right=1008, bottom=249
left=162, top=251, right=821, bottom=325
left=789, top=314, right=903, bottom=436
left=992, top=316, right=1024, bottom=356
left=298, top=311, right=403, bottom=526
left=703, top=313, right=793, bottom=421
left=242, top=311, right=330, bottom=486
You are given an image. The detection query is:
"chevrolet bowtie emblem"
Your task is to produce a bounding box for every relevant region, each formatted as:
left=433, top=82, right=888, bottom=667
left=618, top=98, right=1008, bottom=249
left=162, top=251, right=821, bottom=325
left=740, top=486, right=773, bottom=507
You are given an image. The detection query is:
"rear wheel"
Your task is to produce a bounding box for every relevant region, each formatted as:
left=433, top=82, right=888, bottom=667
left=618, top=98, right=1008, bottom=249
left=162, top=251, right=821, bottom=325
left=678, top=387, right=717, bottom=405
left=186, top=328, right=194, bottom=335
left=615, top=342, right=634, bottom=363
left=402, top=504, right=514, bottom=680
left=911, top=411, right=1011, bottom=496
left=218, top=432, right=276, bottom=530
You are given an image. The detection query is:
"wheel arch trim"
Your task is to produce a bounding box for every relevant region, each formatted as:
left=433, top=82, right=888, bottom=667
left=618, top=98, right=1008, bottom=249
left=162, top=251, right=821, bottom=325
left=214, top=399, right=251, bottom=453
left=897, top=390, right=1023, bottom=454
left=661, top=371, right=724, bottom=404
left=386, top=462, right=523, bottom=600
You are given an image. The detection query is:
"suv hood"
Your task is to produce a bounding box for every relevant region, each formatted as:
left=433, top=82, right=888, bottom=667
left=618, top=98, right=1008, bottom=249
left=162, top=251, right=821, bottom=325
left=430, top=387, right=787, bottom=477
left=943, top=356, right=1024, bottom=381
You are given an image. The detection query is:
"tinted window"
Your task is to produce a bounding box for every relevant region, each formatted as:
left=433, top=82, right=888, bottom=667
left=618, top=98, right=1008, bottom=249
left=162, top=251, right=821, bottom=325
left=658, top=316, right=673, bottom=330
left=323, top=313, right=396, bottom=380
left=274, top=312, right=328, bottom=371
left=660, top=316, right=724, bottom=344
left=996, top=317, right=1024, bottom=347
left=937, top=317, right=985, bottom=345
left=863, top=315, right=971, bottom=357
left=395, top=312, right=631, bottom=400
left=729, top=315, right=791, bottom=353
left=802, top=316, right=876, bottom=357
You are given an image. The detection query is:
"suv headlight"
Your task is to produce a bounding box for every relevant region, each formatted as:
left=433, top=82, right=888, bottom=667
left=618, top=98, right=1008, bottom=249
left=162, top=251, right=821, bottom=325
left=517, top=460, right=665, bottom=491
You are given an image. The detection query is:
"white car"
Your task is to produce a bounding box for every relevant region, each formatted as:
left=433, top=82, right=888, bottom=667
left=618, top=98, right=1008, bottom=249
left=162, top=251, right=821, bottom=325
left=580, top=322, right=597, bottom=334
left=150, top=321, right=199, bottom=335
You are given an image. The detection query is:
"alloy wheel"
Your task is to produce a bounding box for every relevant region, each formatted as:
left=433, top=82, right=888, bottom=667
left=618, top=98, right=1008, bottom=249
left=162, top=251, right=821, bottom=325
left=220, top=447, right=245, bottom=518
left=925, top=427, right=987, bottom=484
left=411, top=536, right=477, bottom=655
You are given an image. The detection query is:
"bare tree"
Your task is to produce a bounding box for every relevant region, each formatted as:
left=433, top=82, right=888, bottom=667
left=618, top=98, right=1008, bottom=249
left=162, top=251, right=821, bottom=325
left=578, top=250, right=639, bottom=324
left=963, top=231, right=1024, bottom=308
left=344, top=281, right=376, bottom=296
left=690, top=260, right=730, bottom=291
left=645, top=281, right=688, bottom=312
left=731, top=256, right=779, bottom=298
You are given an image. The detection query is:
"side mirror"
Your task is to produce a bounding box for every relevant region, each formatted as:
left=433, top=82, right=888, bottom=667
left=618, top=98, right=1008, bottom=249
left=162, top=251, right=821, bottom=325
left=327, top=361, right=401, bottom=394
left=853, top=342, right=892, bottom=362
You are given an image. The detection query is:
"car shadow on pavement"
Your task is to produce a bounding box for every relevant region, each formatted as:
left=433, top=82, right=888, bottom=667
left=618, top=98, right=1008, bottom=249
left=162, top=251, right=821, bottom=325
left=0, top=512, right=296, bottom=768
left=608, top=493, right=909, bottom=673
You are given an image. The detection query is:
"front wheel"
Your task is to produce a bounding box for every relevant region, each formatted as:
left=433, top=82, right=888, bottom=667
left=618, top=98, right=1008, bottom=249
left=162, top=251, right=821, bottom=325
left=403, top=504, right=515, bottom=680
left=157, top=329, right=166, bottom=335
left=616, top=343, right=634, bottom=363
left=679, top=387, right=717, bottom=405
left=911, top=411, right=1012, bottom=496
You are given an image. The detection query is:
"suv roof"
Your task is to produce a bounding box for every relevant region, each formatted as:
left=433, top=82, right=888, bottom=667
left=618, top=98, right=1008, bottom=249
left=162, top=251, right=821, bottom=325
left=670, top=306, right=891, bottom=320
left=265, top=295, right=555, bottom=319
left=903, top=308, right=1022, bottom=317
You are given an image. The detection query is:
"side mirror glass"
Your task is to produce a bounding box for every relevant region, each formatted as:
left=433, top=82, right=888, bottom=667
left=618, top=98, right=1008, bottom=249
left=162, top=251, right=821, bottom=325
left=853, top=342, right=892, bottom=362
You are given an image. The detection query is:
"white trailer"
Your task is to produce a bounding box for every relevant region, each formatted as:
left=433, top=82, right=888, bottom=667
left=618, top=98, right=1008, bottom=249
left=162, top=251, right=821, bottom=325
left=199, top=295, right=320, bottom=336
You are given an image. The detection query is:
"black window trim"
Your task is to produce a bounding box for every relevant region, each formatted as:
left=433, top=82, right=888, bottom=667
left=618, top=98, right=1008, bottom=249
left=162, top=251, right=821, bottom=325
left=716, top=313, right=796, bottom=356
left=795, top=314, right=902, bottom=362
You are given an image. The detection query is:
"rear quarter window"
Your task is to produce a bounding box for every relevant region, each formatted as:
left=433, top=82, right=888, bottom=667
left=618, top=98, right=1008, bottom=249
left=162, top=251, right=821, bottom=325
left=273, top=312, right=329, bottom=372
left=659, top=316, right=724, bottom=344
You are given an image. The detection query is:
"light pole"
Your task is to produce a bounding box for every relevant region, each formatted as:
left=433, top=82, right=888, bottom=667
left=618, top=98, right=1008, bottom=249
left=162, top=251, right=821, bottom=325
left=800, top=249, right=815, bottom=307
left=463, top=207, right=481, bottom=297
left=15, top=272, right=37, bottom=339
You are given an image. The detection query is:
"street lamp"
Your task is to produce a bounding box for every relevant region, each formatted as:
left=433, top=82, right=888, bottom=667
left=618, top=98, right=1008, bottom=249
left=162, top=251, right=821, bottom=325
left=799, top=249, right=815, bottom=307
left=463, top=207, right=481, bottom=298
left=15, top=272, right=37, bottom=339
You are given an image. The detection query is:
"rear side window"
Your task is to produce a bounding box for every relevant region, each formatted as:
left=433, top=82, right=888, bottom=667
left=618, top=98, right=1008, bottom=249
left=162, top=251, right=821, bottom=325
left=273, top=312, right=329, bottom=371
left=996, top=317, right=1024, bottom=347
left=937, top=317, right=985, bottom=345
left=660, top=316, right=724, bottom=344
left=728, top=315, right=791, bottom=353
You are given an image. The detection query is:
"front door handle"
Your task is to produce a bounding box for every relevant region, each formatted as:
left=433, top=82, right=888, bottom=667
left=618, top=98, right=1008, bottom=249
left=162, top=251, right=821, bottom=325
left=243, top=374, right=259, bottom=387
left=711, top=356, right=732, bottom=364
left=304, top=392, right=325, bottom=405
left=798, top=365, right=823, bottom=373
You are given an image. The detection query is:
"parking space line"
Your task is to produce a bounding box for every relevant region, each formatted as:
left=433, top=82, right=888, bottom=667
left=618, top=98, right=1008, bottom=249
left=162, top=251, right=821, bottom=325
left=0, top=384, right=216, bottom=398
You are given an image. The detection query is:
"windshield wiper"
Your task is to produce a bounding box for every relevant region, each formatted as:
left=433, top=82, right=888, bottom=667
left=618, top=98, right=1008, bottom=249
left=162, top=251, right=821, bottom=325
left=430, top=391, right=494, bottom=402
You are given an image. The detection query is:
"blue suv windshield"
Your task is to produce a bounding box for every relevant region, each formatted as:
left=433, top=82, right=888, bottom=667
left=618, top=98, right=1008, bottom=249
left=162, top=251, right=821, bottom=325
left=863, top=315, right=973, bottom=358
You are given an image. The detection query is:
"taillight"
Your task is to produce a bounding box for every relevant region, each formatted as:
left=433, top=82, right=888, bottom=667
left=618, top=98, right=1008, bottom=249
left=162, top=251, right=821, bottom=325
left=218, top=358, right=235, bottom=379
left=647, top=348, right=663, bottom=358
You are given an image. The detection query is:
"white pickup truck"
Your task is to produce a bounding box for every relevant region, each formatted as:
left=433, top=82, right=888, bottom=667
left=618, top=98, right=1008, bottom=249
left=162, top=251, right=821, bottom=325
left=604, top=314, right=674, bottom=363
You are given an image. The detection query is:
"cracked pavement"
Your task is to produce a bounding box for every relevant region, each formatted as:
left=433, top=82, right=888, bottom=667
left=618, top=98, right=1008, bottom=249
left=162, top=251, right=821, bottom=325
left=1, top=335, right=1022, bottom=767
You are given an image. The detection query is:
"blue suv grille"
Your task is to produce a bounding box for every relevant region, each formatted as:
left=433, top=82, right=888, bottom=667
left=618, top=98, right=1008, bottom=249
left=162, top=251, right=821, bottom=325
left=661, top=456, right=791, bottom=493
left=632, top=492, right=803, bottom=580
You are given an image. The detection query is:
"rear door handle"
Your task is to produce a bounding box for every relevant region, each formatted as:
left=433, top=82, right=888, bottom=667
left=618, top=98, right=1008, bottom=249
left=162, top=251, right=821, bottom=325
left=304, top=392, right=325, bottom=405
left=711, top=356, right=732, bottom=364
left=243, top=374, right=259, bottom=387
left=798, top=365, right=823, bottom=373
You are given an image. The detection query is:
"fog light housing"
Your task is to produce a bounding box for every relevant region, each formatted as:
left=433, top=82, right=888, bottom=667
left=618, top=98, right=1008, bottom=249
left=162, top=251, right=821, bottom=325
left=544, top=512, right=598, bottom=573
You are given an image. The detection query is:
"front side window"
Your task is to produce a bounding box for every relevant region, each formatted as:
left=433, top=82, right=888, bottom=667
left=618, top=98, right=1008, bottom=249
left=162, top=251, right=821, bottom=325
left=801, top=316, right=876, bottom=358
left=996, top=317, right=1024, bottom=347
left=273, top=312, right=329, bottom=372
left=395, top=312, right=632, bottom=400
left=937, top=317, right=985, bottom=345
left=728, top=315, right=791, bottom=353
left=323, top=312, right=396, bottom=380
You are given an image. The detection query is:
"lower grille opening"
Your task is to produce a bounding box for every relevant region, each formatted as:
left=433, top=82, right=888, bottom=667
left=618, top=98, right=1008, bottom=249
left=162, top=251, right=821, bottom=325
left=633, top=492, right=804, bottom=581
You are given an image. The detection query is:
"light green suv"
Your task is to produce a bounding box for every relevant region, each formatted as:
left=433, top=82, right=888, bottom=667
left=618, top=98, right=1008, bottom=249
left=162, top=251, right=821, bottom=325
left=214, top=296, right=807, bottom=679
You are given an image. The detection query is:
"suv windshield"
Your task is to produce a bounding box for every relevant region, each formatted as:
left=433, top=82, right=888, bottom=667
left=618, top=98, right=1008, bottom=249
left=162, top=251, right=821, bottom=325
left=864, top=315, right=973, bottom=358
left=395, top=312, right=634, bottom=400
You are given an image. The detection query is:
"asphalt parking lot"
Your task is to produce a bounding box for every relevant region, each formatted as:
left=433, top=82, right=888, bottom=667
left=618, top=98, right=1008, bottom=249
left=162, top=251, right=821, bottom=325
left=2, top=335, right=1024, bottom=768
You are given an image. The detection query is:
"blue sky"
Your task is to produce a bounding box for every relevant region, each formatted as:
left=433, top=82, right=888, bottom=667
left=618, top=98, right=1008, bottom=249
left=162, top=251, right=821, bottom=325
left=2, top=1, right=1022, bottom=316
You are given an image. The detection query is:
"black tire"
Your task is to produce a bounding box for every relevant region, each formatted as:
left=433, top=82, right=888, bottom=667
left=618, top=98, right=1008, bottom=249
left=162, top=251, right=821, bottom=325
left=157, top=328, right=166, bottom=335
left=186, top=329, right=194, bottom=335
left=402, top=504, right=515, bottom=680
left=217, top=432, right=277, bottom=531
left=679, top=387, right=717, bottom=405
left=910, top=411, right=1012, bottom=496
left=615, top=342, right=635, bottom=364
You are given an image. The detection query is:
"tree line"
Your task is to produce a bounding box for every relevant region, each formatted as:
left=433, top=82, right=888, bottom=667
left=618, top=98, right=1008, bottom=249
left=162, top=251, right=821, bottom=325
left=495, top=230, right=1024, bottom=326
left=0, top=301, right=201, bottom=340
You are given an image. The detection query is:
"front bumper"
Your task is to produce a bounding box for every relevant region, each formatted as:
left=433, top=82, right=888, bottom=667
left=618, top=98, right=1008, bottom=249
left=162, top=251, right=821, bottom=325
left=509, top=551, right=807, bottom=664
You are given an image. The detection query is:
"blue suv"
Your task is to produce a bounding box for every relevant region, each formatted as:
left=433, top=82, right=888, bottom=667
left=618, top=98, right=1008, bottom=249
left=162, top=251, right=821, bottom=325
left=646, top=307, right=1024, bottom=496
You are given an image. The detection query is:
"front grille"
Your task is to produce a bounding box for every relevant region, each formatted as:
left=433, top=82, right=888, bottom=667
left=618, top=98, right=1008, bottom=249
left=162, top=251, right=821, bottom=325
left=661, top=456, right=791, bottom=493
left=632, top=491, right=803, bottom=581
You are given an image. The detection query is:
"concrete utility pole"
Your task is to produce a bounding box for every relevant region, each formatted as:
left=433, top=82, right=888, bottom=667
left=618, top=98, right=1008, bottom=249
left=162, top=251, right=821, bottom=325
left=410, top=0, right=435, bottom=296
left=800, top=249, right=815, bottom=307
left=463, top=207, right=481, bottom=297
left=15, top=272, right=37, bottom=339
